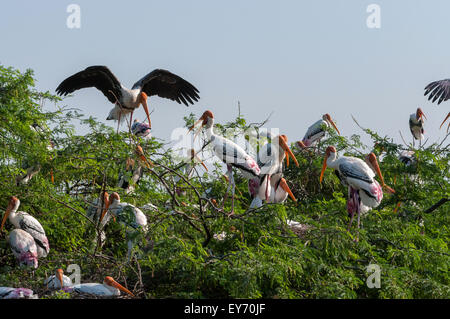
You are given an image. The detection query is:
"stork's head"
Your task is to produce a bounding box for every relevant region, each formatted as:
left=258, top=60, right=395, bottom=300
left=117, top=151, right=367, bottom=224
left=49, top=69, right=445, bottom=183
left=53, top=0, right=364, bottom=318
left=322, top=114, right=340, bottom=135
left=0, top=196, right=20, bottom=232
left=277, top=135, right=299, bottom=168
left=188, top=110, right=214, bottom=141
left=416, top=108, right=427, bottom=121
left=319, top=146, right=337, bottom=184
left=365, top=153, right=395, bottom=194
left=139, top=91, right=151, bottom=128
left=110, top=192, right=120, bottom=203
left=104, top=276, right=135, bottom=297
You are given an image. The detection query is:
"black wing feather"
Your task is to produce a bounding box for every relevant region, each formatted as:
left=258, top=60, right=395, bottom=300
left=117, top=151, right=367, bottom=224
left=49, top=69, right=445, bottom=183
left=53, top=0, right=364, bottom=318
left=424, top=79, right=450, bottom=105
left=339, top=162, right=373, bottom=184
left=132, top=69, right=200, bottom=106
left=56, top=66, right=122, bottom=104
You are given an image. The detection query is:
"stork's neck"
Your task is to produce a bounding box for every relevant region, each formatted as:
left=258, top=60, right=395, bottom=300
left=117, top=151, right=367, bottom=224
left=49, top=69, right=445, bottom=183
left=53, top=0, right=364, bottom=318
left=103, top=283, right=120, bottom=296
left=205, top=117, right=214, bottom=139
left=326, top=152, right=338, bottom=169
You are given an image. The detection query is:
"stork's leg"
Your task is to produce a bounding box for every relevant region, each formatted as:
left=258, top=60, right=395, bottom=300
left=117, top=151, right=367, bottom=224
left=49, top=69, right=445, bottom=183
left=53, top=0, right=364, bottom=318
left=117, top=112, right=122, bottom=134
left=355, top=191, right=361, bottom=242
left=265, top=174, right=271, bottom=202
left=129, top=110, right=134, bottom=136
left=347, top=188, right=356, bottom=231
left=221, top=166, right=233, bottom=210
left=228, top=166, right=236, bottom=216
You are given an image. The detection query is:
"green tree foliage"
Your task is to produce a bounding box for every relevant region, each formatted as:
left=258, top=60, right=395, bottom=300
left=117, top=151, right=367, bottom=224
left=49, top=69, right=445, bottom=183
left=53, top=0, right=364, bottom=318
left=0, top=65, right=448, bottom=298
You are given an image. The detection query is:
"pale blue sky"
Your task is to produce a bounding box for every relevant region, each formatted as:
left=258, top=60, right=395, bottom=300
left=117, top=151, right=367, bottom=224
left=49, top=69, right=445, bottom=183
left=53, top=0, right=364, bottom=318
left=1, top=0, right=449, bottom=149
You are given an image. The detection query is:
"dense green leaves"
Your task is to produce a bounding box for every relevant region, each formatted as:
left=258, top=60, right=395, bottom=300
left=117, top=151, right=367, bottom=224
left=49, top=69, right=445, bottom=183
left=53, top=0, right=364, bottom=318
left=0, top=65, right=448, bottom=299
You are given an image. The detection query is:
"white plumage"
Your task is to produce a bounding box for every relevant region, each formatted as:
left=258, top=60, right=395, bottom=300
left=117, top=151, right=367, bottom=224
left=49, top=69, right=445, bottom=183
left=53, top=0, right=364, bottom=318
left=1, top=196, right=49, bottom=258
left=7, top=229, right=38, bottom=269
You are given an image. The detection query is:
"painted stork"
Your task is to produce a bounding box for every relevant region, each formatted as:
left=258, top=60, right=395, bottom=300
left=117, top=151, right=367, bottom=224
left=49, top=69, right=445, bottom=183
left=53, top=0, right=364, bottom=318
left=131, top=119, right=152, bottom=138
left=189, top=110, right=261, bottom=214
left=398, top=150, right=416, bottom=167
left=0, top=287, right=35, bottom=299
left=249, top=135, right=298, bottom=207
left=256, top=134, right=299, bottom=199
left=7, top=229, right=38, bottom=268
left=1, top=196, right=49, bottom=258
left=298, top=114, right=340, bottom=148
left=423, top=79, right=450, bottom=132
left=56, top=66, right=200, bottom=131
left=44, top=269, right=73, bottom=289
left=69, top=276, right=134, bottom=297
left=118, top=158, right=143, bottom=195
left=319, top=147, right=395, bottom=231
left=100, top=192, right=148, bottom=260
left=269, top=177, right=297, bottom=204
left=409, top=108, right=427, bottom=142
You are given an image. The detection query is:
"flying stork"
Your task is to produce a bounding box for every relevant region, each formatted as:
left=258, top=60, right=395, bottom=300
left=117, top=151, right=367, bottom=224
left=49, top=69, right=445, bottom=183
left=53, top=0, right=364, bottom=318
left=56, top=66, right=200, bottom=132
left=189, top=110, right=261, bottom=214
left=423, top=79, right=450, bottom=132
left=298, top=113, right=340, bottom=149
left=1, top=196, right=49, bottom=258
left=319, top=146, right=395, bottom=233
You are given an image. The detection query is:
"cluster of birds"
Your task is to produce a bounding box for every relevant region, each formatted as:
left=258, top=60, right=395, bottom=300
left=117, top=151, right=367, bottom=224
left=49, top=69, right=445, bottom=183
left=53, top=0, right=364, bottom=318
left=1, top=65, right=448, bottom=298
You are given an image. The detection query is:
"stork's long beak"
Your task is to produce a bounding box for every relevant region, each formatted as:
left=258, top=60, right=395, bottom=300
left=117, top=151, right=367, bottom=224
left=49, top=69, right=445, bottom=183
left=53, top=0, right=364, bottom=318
left=319, top=155, right=328, bottom=184
left=279, top=138, right=299, bottom=167
left=56, top=269, right=64, bottom=289
left=279, top=178, right=296, bottom=202
left=440, top=113, right=450, bottom=133
left=368, top=154, right=395, bottom=194
left=418, top=108, right=427, bottom=121
left=188, top=118, right=204, bottom=142
left=99, top=196, right=110, bottom=224
left=326, top=115, right=340, bottom=135
left=140, top=92, right=151, bottom=128
left=194, top=154, right=208, bottom=171
left=297, top=141, right=306, bottom=149
left=107, top=277, right=135, bottom=297
left=0, top=205, right=11, bottom=233
left=136, top=145, right=153, bottom=168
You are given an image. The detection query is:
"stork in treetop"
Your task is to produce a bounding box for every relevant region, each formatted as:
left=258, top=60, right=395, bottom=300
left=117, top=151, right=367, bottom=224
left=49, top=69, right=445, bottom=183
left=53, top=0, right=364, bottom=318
left=56, top=66, right=200, bottom=133
left=68, top=276, right=134, bottom=297
left=319, top=146, right=395, bottom=235
left=0, top=287, right=36, bottom=299
left=44, top=269, right=73, bottom=290
left=298, top=113, right=340, bottom=149
left=1, top=196, right=49, bottom=258
left=189, top=110, right=261, bottom=214
left=409, top=107, right=427, bottom=144
left=99, top=192, right=148, bottom=261
left=7, top=229, right=38, bottom=269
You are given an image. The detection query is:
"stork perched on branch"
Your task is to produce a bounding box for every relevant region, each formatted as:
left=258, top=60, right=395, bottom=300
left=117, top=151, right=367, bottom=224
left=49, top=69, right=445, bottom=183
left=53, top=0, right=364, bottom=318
left=189, top=110, right=260, bottom=214
left=56, top=66, right=200, bottom=132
